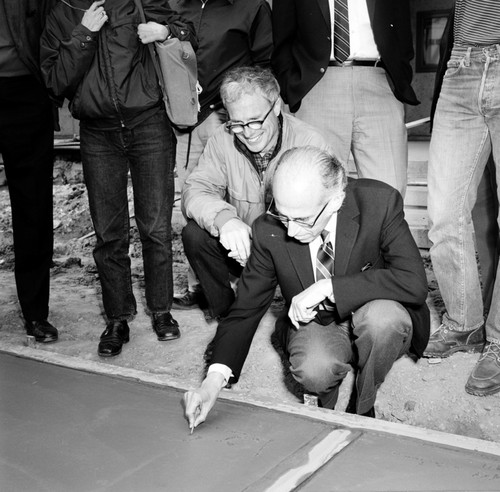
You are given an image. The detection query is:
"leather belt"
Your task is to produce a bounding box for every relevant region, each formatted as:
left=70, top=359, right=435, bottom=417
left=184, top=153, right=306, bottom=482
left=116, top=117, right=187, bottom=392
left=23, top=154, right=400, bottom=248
left=328, top=59, right=385, bottom=69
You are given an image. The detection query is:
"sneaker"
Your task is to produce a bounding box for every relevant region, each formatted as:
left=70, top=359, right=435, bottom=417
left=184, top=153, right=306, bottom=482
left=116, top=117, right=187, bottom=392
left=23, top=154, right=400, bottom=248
left=465, top=342, right=500, bottom=396
left=423, top=324, right=485, bottom=358
left=172, top=291, right=204, bottom=310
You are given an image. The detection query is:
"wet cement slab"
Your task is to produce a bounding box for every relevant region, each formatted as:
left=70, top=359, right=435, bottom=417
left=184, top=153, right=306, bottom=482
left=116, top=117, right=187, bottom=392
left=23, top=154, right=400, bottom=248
left=2, top=351, right=500, bottom=492
left=0, top=352, right=335, bottom=492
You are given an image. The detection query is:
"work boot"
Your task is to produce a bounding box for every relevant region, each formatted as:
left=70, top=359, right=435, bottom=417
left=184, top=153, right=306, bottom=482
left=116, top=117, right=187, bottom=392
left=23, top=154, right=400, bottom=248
left=423, top=324, right=485, bottom=358
left=465, top=341, right=500, bottom=396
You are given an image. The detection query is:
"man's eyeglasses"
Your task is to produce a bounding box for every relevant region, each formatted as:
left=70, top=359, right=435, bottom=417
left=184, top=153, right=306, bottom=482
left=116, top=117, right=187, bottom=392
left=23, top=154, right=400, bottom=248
left=226, top=100, right=277, bottom=134
left=266, top=198, right=331, bottom=229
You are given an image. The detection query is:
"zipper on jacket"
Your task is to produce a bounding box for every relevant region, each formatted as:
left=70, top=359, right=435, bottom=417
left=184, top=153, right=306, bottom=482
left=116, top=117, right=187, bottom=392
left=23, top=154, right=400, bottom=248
left=101, top=29, right=126, bottom=128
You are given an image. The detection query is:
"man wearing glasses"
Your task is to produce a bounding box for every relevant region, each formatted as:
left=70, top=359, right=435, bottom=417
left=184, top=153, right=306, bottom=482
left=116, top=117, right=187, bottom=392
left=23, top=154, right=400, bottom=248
left=184, top=146, right=429, bottom=427
left=181, top=66, right=331, bottom=320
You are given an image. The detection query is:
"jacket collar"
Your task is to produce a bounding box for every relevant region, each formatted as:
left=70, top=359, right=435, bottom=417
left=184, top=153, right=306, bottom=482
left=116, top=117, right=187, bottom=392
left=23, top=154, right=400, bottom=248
left=316, top=0, right=331, bottom=29
left=284, top=185, right=360, bottom=288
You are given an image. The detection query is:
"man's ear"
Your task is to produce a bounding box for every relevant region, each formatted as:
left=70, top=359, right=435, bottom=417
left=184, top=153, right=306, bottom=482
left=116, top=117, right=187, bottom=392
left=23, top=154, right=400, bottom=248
left=274, top=97, right=283, bottom=115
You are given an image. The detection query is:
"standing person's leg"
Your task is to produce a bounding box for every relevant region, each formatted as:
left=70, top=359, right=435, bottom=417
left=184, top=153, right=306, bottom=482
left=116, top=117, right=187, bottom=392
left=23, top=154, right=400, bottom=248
left=295, top=68, right=353, bottom=167
left=174, top=109, right=227, bottom=309
left=80, top=125, right=133, bottom=356
left=426, top=47, right=491, bottom=358
left=351, top=67, right=408, bottom=197
left=466, top=51, right=500, bottom=395
left=128, top=112, right=180, bottom=341
left=472, top=155, right=499, bottom=313
left=0, top=76, right=57, bottom=342
left=351, top=300, right=412, bottom=415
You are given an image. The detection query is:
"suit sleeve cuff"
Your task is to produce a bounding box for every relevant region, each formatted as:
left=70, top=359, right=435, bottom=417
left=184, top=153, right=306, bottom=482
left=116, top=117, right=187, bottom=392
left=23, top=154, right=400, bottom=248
left=207, top=363, right=233, bottom=386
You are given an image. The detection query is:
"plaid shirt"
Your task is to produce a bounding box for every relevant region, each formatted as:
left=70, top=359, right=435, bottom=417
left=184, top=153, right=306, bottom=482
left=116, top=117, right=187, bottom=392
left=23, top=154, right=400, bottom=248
left=233, top=114, right=283, bottom=182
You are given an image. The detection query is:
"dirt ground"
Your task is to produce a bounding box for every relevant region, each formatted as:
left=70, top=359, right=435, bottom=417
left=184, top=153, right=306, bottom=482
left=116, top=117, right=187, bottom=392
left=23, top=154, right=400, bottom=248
left=1, top=162, right=500, bottom=444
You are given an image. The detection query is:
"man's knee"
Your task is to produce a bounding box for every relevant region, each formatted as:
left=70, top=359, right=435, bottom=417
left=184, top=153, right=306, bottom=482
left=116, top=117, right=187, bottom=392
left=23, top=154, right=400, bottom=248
left=182, top=220, right=213, bottom=259
left=290, top=352, right=349, bottom=395
left=353, top=300, right=412, bottom=346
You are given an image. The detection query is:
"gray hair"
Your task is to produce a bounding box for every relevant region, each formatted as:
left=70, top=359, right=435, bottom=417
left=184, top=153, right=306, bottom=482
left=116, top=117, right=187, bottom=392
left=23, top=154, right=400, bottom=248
left=271, top=146, right=347, bottom=196
left=220, top=66, right=280, bottom=106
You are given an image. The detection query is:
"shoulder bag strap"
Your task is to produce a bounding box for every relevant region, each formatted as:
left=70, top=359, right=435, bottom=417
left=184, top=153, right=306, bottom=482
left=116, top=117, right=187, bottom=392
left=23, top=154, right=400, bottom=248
left=132, top=0, right=167, bottom=98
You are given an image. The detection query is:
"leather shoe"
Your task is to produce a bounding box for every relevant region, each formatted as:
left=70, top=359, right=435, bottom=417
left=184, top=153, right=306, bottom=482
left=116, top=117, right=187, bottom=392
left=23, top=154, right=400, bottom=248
left=98, top=320, right=129, bottom=357
left=465, top=342, right=500, bottom=396
left=423, top=323, right=485, bottom=358
left=152, top=312, right=180, bottom=341
left=25, top=319, right=58, bottom=343
left=172, top=291, right=204, bottom=310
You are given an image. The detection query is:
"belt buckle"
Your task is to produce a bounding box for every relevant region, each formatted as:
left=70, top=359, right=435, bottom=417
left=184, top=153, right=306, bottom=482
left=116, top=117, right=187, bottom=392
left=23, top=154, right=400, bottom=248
left=341, top=60, right=355, bottom=67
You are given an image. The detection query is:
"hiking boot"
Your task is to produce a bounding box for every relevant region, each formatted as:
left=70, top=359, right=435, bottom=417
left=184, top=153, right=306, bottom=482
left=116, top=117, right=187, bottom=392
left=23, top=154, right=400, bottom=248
left=465, top=341, right=500, bottom=396
left=423, top=324, right=485, bottom=358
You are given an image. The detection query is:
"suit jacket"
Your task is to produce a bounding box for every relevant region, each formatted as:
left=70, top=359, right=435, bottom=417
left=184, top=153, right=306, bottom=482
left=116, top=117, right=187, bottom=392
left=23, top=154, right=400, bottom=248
left=211, top=179, right=430, bottom=381
left=271, top=0, right=419, bottom=112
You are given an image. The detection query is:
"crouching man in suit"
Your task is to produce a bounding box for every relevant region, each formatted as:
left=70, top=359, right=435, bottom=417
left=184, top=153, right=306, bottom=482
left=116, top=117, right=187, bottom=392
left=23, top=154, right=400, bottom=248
left=184, top=146, right=429, bottom=427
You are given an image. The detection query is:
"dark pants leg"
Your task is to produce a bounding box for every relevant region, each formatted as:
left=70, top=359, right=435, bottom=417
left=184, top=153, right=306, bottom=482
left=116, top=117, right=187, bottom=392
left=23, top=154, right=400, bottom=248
left=80, top=111, right=175, bottom=320
left=182, top=220, right=243, bottom=317
left=288, top=300, right=412, bottom=414
left=0, top=76, right=54, bottom=321
left=472, top=155, right=499, bottom=313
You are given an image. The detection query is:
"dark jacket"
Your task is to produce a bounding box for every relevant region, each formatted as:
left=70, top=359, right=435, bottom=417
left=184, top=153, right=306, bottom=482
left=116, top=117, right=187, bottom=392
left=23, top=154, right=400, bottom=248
left=271, top=0, right=419, bottom=112
left=3, top=0, right=59, bottom=127
left=169, top=0, right=272, bottom=118
left=211, top=179, right=430, bottom=381
left=41, top=0, right=197, bottom=129
left=2, top=0, right=56, bottom=86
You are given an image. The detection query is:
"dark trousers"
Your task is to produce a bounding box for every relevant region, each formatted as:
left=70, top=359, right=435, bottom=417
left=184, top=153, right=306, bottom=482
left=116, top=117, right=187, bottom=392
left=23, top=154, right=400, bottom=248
left=0, top=76, right=54, bottom=321
left=182, top=220, right=243, bottom=317
left=80, top=111, right=176, bottom=320
left=288, top=300, right=413, bottom=414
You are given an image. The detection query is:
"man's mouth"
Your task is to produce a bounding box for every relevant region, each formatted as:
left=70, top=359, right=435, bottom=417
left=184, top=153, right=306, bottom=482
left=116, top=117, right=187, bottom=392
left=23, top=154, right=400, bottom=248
left=246, top=133, right=263, bottom=144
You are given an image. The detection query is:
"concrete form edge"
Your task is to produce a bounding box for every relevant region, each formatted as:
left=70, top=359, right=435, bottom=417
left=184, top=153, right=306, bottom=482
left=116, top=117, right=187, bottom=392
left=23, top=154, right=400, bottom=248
left=2, top=340, right=500, bottom=458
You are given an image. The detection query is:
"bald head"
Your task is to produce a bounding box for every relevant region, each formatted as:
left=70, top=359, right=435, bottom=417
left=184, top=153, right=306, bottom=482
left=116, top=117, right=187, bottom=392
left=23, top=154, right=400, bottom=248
left=272, top=146, right=346, bottom=204
left=271, top=146, right=347, bottom=242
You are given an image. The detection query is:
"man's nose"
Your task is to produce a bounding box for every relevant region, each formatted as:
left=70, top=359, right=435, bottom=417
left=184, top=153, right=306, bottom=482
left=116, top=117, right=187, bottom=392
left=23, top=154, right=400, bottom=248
left=287, top=220, right=301, bottom=238
left=242, top=125, right=258, bottom=138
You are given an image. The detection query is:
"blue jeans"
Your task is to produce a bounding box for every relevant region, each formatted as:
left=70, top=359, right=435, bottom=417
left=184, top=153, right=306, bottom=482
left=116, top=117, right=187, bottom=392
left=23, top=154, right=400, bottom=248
left=80, top=111, right=175, bottom=320
left=428, top=44, right=500, bottom=344
left=287, top=300, right=412, bottom=414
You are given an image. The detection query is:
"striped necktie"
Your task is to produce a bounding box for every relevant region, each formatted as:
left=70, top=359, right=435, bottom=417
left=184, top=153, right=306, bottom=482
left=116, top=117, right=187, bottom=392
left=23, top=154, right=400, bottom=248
left=316, top=231, right=335, bottom=281
left=316, top=231, right=336, bottom=312
left=334, top=0, right=350, bottom=63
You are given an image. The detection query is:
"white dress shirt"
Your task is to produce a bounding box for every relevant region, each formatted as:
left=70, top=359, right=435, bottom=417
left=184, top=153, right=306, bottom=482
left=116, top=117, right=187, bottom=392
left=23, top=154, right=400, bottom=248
left=329, top=0, right=380, bottom=61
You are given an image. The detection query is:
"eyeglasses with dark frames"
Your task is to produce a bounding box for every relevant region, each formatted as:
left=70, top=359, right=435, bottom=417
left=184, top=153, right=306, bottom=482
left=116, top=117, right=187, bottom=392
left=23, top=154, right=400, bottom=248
left=266, top=198, right=331, bottom=229
left=226, top=100, right=277, bottom=134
